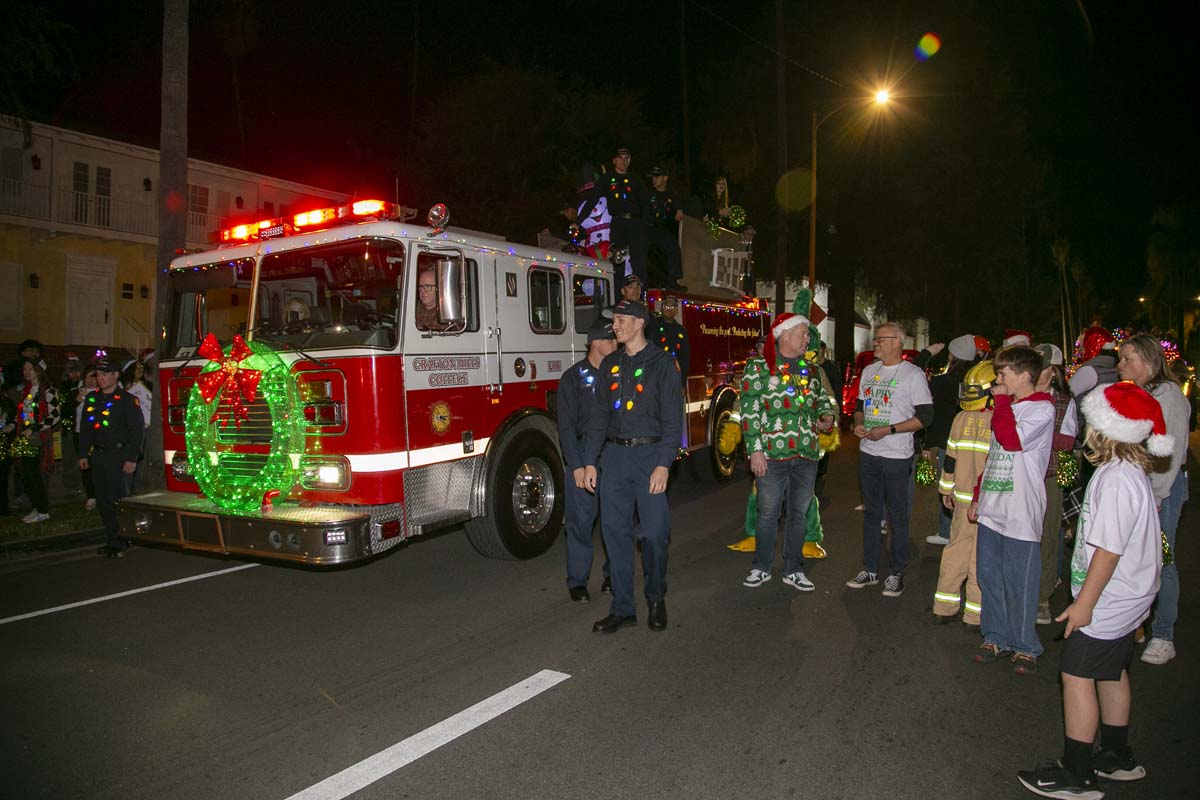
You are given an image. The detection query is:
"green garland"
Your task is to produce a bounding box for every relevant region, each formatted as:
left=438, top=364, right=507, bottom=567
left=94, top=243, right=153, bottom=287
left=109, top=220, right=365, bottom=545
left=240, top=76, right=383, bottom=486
left=1055, top=450, right=1080, bottom=488
left=915, top=455, right=937, bottom=486
left=184, top=339, right=304, bottom=510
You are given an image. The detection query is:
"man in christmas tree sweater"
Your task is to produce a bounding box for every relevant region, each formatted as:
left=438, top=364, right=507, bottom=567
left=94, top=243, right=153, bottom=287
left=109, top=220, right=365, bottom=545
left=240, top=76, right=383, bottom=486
left=739, top=288, right=837, bottom=591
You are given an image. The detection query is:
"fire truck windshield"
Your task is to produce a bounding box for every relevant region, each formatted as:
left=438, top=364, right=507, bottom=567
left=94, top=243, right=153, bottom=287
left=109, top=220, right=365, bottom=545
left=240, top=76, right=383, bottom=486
left=166, top=239, right=404, bottom=357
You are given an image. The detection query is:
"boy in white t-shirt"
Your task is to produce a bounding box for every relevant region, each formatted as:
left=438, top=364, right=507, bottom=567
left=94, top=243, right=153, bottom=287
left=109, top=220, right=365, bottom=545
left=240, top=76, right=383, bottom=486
left=968, top=346, right=1055, bottom=673
left=1017, top=381, right=1169, bottom=800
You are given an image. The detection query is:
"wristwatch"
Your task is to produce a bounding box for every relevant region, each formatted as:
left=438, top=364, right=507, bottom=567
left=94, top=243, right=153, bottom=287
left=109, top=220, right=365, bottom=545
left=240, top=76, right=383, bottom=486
left=889, top=424, right=897, bottom=435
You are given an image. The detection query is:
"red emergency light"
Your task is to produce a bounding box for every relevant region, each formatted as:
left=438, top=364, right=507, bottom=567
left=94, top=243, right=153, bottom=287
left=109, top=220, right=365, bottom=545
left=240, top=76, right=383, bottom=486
left=219, top=199, right=401, bottom=245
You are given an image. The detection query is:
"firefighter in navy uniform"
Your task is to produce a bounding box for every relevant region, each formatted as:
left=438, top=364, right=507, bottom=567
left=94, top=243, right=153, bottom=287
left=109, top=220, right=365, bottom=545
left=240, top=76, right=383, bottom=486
left=647, top=166, right=686, bottom=290
left=578, top=147, right=651, bottom=287
left=557, top=315, right=618, bottom=602
left=652, top=295, right=690, bottom=384
left=78, top=357, right=144, bottom=557
left=582, top=299, right=683, bottom=633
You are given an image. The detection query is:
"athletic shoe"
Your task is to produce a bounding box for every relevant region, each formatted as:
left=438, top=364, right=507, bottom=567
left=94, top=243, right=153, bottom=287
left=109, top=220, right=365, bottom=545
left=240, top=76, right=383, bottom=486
left=845, top=570, right=878, bottom=589
left=24, top=512, right=50, bottom=524
left=925, top=533, right=950, bottom=546
left=1140, top=638, right=1175, bottom=664
left=743, top=569, right=772, bottom=588
left=1037, top=602, right=1053, bottom=625
left=782, top=571, right=815, bottom=592
left=973, top=643, right=1014, bottom=664
left=882, top=574, right=904, bottom=597
left=881, top=519, right=888, bottom=535
left=1016, top=761, right=1103, bottom=800
left=21, top=510, right=40, bottom=523
left=1093, top=748, right=1146, bottom=781
left=85, top=498, right=97, bottom=511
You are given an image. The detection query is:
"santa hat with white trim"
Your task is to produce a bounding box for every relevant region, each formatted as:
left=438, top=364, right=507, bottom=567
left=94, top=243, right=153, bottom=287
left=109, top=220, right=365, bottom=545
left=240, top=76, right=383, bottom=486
left=1081, top=381, right=1174, bottom=457
left=1002, top=328, right=1033, bottom=347
left=764, top=286, right=823, bottom=374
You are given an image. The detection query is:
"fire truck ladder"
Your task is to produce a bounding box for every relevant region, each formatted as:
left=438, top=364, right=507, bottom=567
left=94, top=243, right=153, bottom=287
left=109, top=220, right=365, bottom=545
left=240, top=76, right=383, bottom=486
left=710, top=248, right=750, bottom=293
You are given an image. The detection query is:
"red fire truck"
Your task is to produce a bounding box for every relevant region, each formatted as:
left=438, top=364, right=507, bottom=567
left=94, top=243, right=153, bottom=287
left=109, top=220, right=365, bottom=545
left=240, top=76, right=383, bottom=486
left=118, top=201, right=767, bottom=565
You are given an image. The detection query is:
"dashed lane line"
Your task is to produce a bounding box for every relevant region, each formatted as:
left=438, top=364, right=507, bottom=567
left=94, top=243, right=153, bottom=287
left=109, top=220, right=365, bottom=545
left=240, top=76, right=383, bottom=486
left=0, top=563, right=261, bottom=626
left=284, top=669, right=572, bottom=800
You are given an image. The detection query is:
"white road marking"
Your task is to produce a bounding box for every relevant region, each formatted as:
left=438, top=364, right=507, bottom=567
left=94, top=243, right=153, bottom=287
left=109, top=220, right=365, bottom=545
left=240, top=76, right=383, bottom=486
left=0, top=563, right=260, bottom=626
left=285, top=669, right=571, bottom=800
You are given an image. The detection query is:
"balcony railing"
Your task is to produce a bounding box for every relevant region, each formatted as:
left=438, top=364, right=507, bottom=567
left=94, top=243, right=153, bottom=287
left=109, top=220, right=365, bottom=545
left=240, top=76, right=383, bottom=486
left=1, top=180, right=221, bottom=244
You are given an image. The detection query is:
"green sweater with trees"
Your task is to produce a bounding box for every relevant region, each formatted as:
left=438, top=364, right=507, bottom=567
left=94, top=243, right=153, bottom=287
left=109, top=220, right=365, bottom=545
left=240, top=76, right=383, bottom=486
left=739, top=355, right=836, bottom=461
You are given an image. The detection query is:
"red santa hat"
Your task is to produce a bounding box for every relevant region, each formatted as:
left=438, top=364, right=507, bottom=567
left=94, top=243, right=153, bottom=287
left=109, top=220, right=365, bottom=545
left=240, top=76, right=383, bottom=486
left=1002, top=329, right=1032, bottom=347
left=1081, top=381, right=1174, bottom=457
left=763, top=286, right=820, bottom=373
left=1079, top=325, right=1115, bottom=363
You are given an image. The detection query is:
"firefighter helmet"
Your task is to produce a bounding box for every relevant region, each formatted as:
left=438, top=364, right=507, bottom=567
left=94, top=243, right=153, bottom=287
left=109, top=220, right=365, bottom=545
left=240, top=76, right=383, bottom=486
left=960, top=360, right=996, bottom=411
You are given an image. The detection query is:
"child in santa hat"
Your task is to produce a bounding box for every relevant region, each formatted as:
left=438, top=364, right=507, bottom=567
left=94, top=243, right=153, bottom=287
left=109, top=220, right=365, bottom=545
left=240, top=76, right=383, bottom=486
left=1017, top=381, right=1168, bottom=799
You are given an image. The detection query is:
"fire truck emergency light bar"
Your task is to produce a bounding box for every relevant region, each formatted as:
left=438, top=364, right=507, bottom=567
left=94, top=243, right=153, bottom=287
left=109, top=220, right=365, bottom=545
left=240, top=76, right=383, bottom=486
left=219, top=199, right=402, bottom=244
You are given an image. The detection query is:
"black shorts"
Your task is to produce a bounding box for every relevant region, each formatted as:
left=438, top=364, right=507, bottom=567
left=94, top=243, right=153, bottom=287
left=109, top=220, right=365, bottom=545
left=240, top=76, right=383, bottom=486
left=1060, top=629, right=1136, bottom=681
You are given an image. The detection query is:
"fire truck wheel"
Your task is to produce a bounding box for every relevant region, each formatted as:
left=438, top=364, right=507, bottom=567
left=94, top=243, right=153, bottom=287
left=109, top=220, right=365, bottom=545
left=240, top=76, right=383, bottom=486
left=465, top=428, right=564, bottom=560
left=705, top=390, right=741, bottom=483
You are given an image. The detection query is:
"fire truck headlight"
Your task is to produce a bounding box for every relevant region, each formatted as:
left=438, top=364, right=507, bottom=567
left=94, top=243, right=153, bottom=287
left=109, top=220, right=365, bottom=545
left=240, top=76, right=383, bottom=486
left=299, top=456, right=351, bottom=491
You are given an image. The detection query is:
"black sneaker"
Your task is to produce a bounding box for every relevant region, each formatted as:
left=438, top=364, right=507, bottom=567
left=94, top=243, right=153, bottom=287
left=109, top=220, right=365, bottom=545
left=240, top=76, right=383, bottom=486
left=845, top=570, right=879, bottom=589
left=568, top=586, right=591, bottom=603
left=1094, top=748, right=1145, bottom=781
left=1016, top=761, right=1103, bottom=800
left=882, top=574, right=904, bottom=597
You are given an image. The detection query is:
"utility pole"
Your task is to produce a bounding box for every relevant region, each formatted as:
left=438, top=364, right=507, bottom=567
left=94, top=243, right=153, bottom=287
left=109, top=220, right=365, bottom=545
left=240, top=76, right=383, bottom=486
left=679, top=0, right=691, bottom=187
left=774, top=0, right=788, bottom=316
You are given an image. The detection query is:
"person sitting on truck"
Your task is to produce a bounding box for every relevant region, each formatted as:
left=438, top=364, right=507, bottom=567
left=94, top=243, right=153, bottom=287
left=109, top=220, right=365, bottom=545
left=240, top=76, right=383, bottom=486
left=415, top=267, right=448, bottom=331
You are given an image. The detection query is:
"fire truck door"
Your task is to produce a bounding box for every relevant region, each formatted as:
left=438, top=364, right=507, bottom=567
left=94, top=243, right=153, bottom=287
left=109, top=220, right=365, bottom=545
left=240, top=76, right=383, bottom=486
left=484, top=257, right=502, bottom=394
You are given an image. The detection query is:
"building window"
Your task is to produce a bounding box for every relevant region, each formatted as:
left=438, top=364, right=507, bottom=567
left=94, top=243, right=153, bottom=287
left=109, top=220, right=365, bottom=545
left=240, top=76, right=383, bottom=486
left=95, top=166, right=112, bottom=228
left=72, top=161, right=90, bottom=223
left=188, top=184, right=209, bottom=214
left=528, top=268, right=565, bottom=334
left=263, top=201, right=274, bottom=216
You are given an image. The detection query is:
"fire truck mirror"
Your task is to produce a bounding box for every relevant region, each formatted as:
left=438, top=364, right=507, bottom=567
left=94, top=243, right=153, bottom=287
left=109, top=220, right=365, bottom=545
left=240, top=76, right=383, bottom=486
left=436, top=258, right=465, bottom=324
left=171, top=264, right=237, bottom=293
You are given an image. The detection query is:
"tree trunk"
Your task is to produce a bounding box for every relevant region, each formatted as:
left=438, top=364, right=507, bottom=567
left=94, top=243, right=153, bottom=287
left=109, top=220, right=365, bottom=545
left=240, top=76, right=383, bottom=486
left=147, top=0, right=189, bottom=490
left=773, top=0, right=787, bottom=316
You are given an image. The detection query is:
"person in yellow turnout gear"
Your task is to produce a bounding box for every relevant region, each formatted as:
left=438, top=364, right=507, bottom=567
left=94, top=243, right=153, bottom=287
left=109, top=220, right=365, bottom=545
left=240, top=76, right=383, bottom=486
left=931, top=360, right=996, bottom=626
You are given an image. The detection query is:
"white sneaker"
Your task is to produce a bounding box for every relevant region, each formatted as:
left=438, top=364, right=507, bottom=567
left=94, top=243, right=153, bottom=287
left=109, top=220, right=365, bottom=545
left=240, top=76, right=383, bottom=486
left=1140, top=638, right=1176, bottom=665
left=85, top=498, right=97, bottom=511
left=24, top=512, right=50, bottom=524
left=925, top=533, right=950, bottom=546
left=743, top=569, right=772, bottom=588
left=783, top=571, right=815, bottom=592
left=21, top=510, right=40, bottom=523
left=881, top=519, right=888, bottom=535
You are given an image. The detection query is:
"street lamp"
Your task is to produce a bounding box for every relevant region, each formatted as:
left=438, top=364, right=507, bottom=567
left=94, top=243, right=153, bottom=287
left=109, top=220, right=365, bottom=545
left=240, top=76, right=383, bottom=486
left=807, top=89, right=891, bottom=294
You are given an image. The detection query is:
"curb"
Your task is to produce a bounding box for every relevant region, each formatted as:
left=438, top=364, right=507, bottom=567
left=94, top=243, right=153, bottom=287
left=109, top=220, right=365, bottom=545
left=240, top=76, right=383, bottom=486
left=1, top=528, right=107, bottom=561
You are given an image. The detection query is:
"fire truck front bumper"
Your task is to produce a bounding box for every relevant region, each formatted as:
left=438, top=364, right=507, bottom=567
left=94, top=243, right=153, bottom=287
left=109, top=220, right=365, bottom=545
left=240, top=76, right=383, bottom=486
left=116, top=492, right=380, bottom=565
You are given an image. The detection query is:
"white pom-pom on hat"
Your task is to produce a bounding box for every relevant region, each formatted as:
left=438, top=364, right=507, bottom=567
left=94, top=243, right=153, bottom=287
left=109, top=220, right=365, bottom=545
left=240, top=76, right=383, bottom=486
left=1081, top=381, right=1174, bottom=457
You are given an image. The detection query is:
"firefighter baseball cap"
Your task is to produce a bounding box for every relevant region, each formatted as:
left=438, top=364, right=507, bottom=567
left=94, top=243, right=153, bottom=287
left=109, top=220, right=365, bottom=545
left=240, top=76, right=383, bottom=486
left=959, top=360, right=996, bottom=411
left=614, top=146, right=631, bottom=158
left=587, top=317, right=616, bottom=343
left=612, top=299, right=650, bottom=322
left=648, top=166, right=669, bottom=177
left=948, top=334, right=976, bottom=362
left=623, top=272, right=642, bottom=287
left=94, top=355, right=121, bottom=374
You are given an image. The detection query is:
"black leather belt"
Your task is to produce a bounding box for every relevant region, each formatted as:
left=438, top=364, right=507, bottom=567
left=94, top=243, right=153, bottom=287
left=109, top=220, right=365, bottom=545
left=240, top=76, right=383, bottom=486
left=608, top=436, right=661, bottom=447
left=91, top=442, right=127, bottom=453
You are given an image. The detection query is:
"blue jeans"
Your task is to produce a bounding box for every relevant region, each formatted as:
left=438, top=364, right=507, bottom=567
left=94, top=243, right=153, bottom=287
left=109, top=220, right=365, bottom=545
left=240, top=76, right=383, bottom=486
left=753, top=456, right=819, bottom=574
left=860, top=452, right=913, bottom=575
left=1151, top=469, right=1188, bottom=641
left=977, top=522, right=1043, bottom=658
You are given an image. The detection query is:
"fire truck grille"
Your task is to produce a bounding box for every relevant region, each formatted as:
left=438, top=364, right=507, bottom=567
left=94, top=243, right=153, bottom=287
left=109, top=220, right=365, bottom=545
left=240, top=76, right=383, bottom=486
left=216, top=452, right=270, bottom=478
left=214, top=395, right=274, bottom=445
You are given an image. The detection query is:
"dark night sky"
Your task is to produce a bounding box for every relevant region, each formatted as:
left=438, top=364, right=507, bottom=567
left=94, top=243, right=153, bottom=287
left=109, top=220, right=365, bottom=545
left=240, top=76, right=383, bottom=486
left=19, top=0, right=1200, bottom=330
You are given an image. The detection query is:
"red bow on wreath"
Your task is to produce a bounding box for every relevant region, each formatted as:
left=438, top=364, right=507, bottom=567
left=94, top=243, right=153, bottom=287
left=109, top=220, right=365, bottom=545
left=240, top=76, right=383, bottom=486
left=196, top=334, right=262, bottom=427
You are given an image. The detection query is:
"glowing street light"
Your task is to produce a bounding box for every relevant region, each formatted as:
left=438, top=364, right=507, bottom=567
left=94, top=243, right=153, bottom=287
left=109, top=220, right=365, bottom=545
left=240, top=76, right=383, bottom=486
left=807, top=88, right=893, bottom=292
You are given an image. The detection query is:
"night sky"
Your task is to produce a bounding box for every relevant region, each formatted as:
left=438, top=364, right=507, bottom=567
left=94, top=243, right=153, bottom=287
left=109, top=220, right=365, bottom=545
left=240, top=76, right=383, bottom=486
left=14, top=0, right=1199, bottom=339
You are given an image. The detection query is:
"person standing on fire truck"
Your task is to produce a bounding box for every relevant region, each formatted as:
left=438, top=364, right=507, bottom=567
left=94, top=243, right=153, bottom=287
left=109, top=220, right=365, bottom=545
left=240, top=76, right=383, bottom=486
left=583, top=299, right=683, bottom=633
left=647, top=166, right=686, bottom=291
left=79, top=356, right=144, bottom=558
left=579, top=147, right=650, bottom=287
left=652, top=295, right=690, bottom=384
left=558, top=316, right=618, bottom=603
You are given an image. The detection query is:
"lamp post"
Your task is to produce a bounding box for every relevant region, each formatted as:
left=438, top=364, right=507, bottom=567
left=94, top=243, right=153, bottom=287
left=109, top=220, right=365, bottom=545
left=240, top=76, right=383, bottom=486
left=806, top=90, right=891, bottom=293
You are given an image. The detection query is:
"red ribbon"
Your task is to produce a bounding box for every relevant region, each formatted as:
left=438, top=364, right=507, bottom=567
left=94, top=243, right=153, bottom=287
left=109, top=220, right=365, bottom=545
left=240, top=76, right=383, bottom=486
left=196, top=334, right=262, bottom=427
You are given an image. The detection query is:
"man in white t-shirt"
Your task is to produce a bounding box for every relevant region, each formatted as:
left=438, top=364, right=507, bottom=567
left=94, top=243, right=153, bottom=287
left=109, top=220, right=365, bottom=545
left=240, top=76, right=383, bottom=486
left=845, top=322, right=933, bottom=598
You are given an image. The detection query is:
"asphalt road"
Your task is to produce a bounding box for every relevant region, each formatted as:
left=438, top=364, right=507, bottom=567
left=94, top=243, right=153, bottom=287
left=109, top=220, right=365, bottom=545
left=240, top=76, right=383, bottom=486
left=1, top=446, right=1194, bottom=800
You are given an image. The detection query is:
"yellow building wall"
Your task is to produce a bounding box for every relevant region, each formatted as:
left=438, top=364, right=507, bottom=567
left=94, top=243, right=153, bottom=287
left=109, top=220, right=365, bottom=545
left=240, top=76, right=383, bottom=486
left=0, top=222, right=159, bottom=350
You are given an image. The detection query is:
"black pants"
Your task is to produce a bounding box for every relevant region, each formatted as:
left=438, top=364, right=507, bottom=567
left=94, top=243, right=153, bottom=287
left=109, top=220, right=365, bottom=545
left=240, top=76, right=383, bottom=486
left=92, top=451, right=133, bottom=547
left=610, top=217, right=649, bottom=287
left=19, top=457, right=48, bottom=514
left=646, top=224, right=682, bottom=284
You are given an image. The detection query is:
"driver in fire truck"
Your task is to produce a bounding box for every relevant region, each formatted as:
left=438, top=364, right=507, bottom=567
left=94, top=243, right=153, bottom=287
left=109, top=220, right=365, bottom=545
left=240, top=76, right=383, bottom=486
left=415, top=265, right=449, bottom=331
left=557, top=315, right=618, bottom=603
left=583, top=299, right=683, bottom=634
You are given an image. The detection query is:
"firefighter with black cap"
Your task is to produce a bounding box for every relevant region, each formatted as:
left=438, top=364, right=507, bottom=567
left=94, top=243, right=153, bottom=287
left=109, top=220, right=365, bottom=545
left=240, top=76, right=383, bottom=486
left=582, top=298, right=683, bottom=633
left=579, top=147, right=651, bottom=287
left=647, top=166, right=686, bottom=290
left=652, top=295, right=690, bottom=383
left=557, top=313, right=618, bottom=602
left=78, top=355, right=144, bottom=557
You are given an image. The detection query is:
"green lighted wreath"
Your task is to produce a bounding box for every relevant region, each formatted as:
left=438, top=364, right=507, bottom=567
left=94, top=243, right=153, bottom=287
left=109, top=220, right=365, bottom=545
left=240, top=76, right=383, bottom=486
left=184, top=334, right=304, bottom=510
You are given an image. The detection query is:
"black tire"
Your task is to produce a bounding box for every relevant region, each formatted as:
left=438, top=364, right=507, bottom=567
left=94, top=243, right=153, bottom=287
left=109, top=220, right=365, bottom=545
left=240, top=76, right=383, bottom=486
left=704, top=389, right=741, bottom=483
left=465, top=428, right=565, bottom=560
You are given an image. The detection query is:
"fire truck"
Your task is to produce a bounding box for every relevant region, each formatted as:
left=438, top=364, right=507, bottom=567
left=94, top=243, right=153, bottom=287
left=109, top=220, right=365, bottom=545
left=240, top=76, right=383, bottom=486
left=117, top=200, right=767, bottom=566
